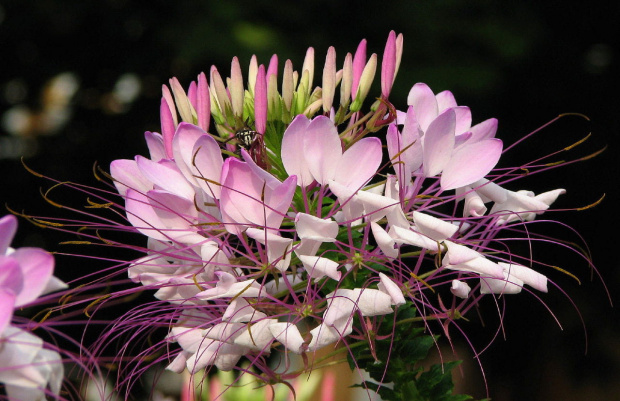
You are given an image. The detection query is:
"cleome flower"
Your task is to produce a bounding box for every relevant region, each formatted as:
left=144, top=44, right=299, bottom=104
left=35, top=29, right=604, bottom=401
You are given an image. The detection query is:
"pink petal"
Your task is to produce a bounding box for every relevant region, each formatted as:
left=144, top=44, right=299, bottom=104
left=387, top=124, right=409, bottom=182
left=461, top=186, right=488, bottom=217
left=192, top=134, right=224, bottom=199
left=213, top=343, right=246, bottom=371
left=281, top=115, right=314, bottom=187
left=11, top=248, right=54, bottom=307
left=422, top=108, right=456, bottom=177
left=166, top=352, right=189, bottom=373
left=469, top=118, right=498, bottom=141
left=0, top=289, right=15, bottom=334
left=125, top=189, right=169, bottom=242
left=136, top=156, right=195, bottom=200
left=442, top=241, right=482, bottom=265
left=303, top=116, right=342, bottom=186
left=203, top=322, right=245, bottom=343
left=110, top=159, right=152, bottom=197
left=435, top=90, right=457, bottom=111
left=407, top=83, right=438, bottom=132
left=172, top=122, right=207, bottom=185
left=147, top=190, right=198, bottom=227
left=0, top=257, right=22, bottom=294
left=334, top=137, right=382, bottom=190
left=220, top=158, right=295, bottom=232
left=262, top=175, right=297, bottom=231
left=0, top=327, right=47, bottom=389
left=144, top=131, right=166, bottom=162
left=440, top=138, right=502, bottom=190
left=452, top=106, right=472, bottom=135
left=0, top=215, right=17, bottom=254
left=400, top=106, right=423, bottom=171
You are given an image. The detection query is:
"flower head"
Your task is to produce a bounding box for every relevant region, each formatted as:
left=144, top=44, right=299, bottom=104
left=34, top=30, right=605, bottom=401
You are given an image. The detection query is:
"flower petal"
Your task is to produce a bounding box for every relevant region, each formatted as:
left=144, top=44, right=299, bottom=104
left=0, top=215, right=17, bottom=255
left=423, top=108, right=456, bottom=177
left=378, top=273, right=406, bottom=305
left=412, top=211, right=458, bottom=241
left=334, top=137, right=382, bottom=190
left=299, top=255, right=341, bottom=281
left=440, top=138, right=502, bottom=190
left=282, top=115, right=314, bottom=187
left=407, top=83, right=438, bottom=132
left=303, top=116, right=342, bottom=186
left=295, top=213, right=338, bottom=242
left=11, top=248, right=54, bottom=307
left=269, top=323, right=305, bottom=354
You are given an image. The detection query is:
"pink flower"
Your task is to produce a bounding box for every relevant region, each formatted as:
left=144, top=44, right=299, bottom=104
left=282, top=115, right=382, bottom=190
left=388, top=83, right=503, bottom=190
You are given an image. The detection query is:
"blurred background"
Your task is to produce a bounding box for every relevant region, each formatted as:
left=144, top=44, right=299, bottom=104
left=0, top=1, right=618, bottom=400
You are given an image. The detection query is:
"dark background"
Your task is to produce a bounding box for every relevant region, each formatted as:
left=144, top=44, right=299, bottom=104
left=0, top=1, right=618, bottom=400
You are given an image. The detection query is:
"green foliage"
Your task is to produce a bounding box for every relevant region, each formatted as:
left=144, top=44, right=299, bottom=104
left=348, top=303, right=473, bottom=401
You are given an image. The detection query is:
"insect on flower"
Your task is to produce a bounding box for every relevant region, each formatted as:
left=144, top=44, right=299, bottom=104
left=235, top=127, right=267, bottom=168
left=234, top=127, right=259, bottom=149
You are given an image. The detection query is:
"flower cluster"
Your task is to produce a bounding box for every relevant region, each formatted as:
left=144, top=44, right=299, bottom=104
left=99, top=29, right=573, bottom=390
left=5, top=29, right=602, bottom=401
left=0, top=215, right=66, bottom=401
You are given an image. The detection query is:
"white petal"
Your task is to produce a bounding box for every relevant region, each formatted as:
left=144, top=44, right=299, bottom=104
left=299, top=255, right=341, bottom=281
left=295, top=213, right=338, bottom=241
left=371, top=223, right=399, bottom=259
left=378, top=273, right=406, bottom=305
left=234, top=319, right=278, bottom=351
left=268, top=323, right=305, bottom=354
left=391, top=225, right=439, bottom=251
left=480, top=273, right=523, bottom=294
left=308, top=324, right=342, bottom=351
left=450, top=280, right=471, bottom=299
left=500, top=263, right=547, bottom=293
left=412, top=211, right=458, bottom=241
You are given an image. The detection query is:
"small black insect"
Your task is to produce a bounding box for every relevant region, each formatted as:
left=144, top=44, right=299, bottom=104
left=235, top=128, right=259, bottom=149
